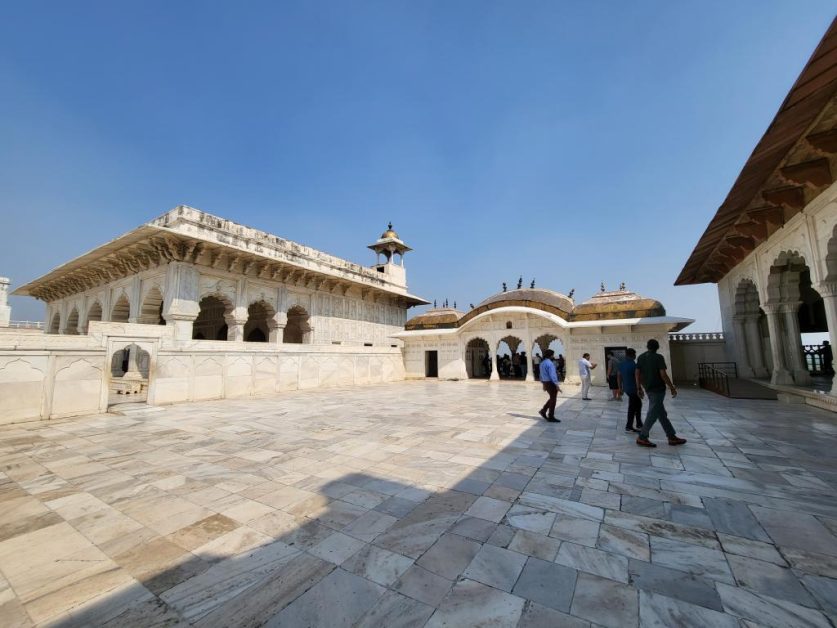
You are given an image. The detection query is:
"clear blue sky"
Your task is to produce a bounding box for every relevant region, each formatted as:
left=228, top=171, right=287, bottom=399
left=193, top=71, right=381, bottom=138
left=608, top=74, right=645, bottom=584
left=2, top=2, right=834, bottom=329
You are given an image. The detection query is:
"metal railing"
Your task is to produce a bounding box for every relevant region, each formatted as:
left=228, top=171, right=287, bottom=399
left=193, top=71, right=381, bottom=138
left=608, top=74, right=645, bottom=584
left=802, top=344, right=833, bottom=376
left=698, top=362, right=738, bottom=397
left=670, top=332, right=725, bottom=342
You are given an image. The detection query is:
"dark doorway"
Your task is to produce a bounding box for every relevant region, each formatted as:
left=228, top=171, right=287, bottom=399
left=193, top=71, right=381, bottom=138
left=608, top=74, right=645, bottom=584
left=425, top=351, right=439, bottom=378
left=604, top=346, right=628, bottom=366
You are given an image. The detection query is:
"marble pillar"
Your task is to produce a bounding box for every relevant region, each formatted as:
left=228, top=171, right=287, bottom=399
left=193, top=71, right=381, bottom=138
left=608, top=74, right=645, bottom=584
left=764, top=305, right=794, bottom=385
left=733, top=316, right=755, bottom=377
left=816, top=282, right=837, bottom=394
left=744, top=315, right=769, bottom=378
left=489, top=345, right=499, bottom=381
left=781, top=303, right=812, bottom=386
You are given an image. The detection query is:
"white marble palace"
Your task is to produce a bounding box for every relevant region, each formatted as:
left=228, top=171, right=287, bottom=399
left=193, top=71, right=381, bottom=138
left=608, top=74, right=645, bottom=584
left=396, top=286, right=692, bottom=383
left=0, top=206, right=427, bottom=423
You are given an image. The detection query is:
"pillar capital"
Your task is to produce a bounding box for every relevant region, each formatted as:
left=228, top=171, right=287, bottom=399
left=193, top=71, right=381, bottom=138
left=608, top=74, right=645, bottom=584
left=815, top=281, right=837, bottom=298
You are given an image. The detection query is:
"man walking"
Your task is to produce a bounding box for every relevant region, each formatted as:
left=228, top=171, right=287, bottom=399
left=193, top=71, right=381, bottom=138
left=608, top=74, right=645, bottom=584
left=617, top=348, right=643, bottom=432
left=578, top=353, right=596, bottom=400
left=635, top=339, right=686, bottom=447
left=538, top=349, right=561, bottom=422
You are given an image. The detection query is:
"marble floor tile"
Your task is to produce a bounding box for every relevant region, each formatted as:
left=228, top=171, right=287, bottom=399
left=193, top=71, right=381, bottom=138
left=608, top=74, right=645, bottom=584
left=307, top=532, right=366, bottom=565
left=341, top=544, right=414, bottom=586
left=415, top=533, right=481, bottom=580
left=549, top=514, right=600, bottom=547
left=627, top=558, right=724, bottom=611
left=464, top=495, right=512, bottom=523
left=462, top=544, right=527, bottom=592
left=717, top=582, right=832, bottom=628
left=570, top=572, right=638, bottom=628
left=639, top=590, right=739, bottom=628
left=703, top=498, right=771, bottom=541
left=511, top=556, right=577, bottom=612
left=596, top=523, right=650, bottom=561
left=265, top=567, right=384, bottom=628
left=726, top=554, right=816, bottom=607
left=556, top=541, right=629, bottom=583
left=750, top=506, right=837, bottom=556
left=425, top=578, right=525, bottom=628
left=650, top=536, right=734, bottom=584
left=393, top=565, right=453, bottom=607
left=517, top=600, right=591, bottom=628
left=355, top=590, right=434, bottom=628
left=508, top=530, right=561, bottom=561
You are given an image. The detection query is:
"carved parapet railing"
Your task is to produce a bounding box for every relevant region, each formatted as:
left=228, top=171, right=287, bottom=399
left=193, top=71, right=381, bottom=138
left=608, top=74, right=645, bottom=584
left=669, top=332, right=725, bottom=342
left=8, top=321, right=44, bottom=329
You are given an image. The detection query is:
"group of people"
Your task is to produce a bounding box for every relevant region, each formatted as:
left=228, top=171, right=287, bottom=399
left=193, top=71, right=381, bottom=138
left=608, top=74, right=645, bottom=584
left=538, top=339, right=687, bottom=448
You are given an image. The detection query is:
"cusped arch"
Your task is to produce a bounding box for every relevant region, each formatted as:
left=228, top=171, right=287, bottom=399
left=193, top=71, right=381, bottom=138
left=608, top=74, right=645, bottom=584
left=139, top=285, right=165, bottom=325
left=65, top=307, right=80, bottom=335
left=464, top=336, right=491, bottom=379
left=193, top=294, right=233, bottom=341
left=111, top=293, right=131, bottom=323
left=284, top=305, right=311, bottom=344
left=86, top=301, right=103, bottom=333
left=245, top=299, right=277, bottom=342
left=734, top=278, right=761, bottom=316
left=48, top=312, right=60, bottom=334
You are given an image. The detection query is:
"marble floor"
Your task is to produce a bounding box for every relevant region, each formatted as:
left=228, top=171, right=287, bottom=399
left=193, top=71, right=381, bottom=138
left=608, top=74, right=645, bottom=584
left=1, top=381, right=837, bottom=627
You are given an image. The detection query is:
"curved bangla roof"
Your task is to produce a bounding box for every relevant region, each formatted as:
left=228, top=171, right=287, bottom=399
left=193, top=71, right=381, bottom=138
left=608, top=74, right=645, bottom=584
left=404, top=307, right=465, bottom=330
left=404, top=287, right=668, bottom=329
left=571, top=289, right=665, bottom=321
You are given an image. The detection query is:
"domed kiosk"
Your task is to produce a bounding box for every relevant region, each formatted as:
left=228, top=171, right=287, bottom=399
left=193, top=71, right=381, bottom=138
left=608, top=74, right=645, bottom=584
left=395, top=284, right=692, bottom=383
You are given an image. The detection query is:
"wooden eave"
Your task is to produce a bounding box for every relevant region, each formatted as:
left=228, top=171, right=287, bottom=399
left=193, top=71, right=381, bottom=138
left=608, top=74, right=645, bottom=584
left=676, top=18, right=837, bottom=286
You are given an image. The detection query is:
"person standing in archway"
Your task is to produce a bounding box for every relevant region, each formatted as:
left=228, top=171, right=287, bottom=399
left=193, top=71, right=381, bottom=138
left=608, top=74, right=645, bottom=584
left=578, top=353, right=596, bottom=400
left=538, top=349, right=561, bottom=422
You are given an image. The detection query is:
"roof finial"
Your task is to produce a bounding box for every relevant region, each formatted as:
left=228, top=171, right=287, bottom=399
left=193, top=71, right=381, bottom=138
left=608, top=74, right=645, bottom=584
left=517, top=276, right=523, bottom=289
left=502, top=282, right=507, bottom=292
left=433, top=299, right=437, bottom=308
left=600, top=282, right=606, bottom=292
left=453, top=301, right=457, bottom=309
left=619, top=281, right=626, bottom=291
left=388, top=221, right=393, bottom=230
left=469, top=303, right=474, bottom=310
left=530, top=279, right=536, bottom=289
left=568, top=288, right=575, bottom=299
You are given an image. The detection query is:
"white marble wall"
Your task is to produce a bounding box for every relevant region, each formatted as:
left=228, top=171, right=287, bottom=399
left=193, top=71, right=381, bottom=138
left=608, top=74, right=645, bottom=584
left=0, top=322, right=405, bottom=425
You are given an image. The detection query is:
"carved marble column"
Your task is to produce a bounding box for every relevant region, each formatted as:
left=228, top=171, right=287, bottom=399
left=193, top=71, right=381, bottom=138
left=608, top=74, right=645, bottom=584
left=489, top=341, right=499, bottom=381
left=763, top=304, right=794, bottom=385
left=732, top=316, right=755, bottom=378
left=123, top=345, right=143, bottom=380
left=226, top=308, right=248, bottom=342
left=781, top=302, right=812, bottom=386
left=163, top=262, right=200, bottom=341
left=815, top=281, right=837, bottom=395
left=744, top=315, right=769, bottom=378
left=270, top=312, right=287, bottom=343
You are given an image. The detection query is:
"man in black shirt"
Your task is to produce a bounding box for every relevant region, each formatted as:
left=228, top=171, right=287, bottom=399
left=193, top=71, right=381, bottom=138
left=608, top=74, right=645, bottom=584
left=635, top=339, right=686, bottom=448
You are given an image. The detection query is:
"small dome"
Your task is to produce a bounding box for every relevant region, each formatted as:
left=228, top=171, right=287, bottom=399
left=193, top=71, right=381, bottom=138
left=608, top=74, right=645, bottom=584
left=570, top=289, right=665, bottom=321
left=381, top=222, right=399, bottom=240
left=405, top=307, right=464, bottom=330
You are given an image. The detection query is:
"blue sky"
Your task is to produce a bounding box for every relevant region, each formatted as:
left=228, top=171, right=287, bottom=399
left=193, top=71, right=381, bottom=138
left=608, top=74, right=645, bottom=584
left=1, top=2, right=835, bottom=329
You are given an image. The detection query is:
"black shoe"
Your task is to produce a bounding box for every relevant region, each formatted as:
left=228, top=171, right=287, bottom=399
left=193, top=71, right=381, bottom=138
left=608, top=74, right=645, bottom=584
left=624, top=427, right=634, bottom=432
left=538, top=408, right=548, bottom=420
left=546, top=416, right=560, bottom=422
left=582, top=397, right=592, bottom=401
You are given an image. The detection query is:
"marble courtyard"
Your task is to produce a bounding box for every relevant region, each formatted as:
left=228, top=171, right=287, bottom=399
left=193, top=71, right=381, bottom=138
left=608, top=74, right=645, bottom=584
left=1, top=381, right=836, bottom=627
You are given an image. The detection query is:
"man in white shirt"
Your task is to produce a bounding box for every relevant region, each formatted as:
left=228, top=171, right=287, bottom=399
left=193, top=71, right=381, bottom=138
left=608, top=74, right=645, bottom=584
left=578, top=353, right=597, bottom=400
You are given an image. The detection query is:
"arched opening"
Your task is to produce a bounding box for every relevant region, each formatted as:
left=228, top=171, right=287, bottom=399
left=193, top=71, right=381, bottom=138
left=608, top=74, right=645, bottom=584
left=111, top=294, right=130, bottom=323
left=284, top=305, right=310, bottom=344
left=533, top=334, right=566, bottom=381
left=244, top=301, right=275, bottom=342
left=497, top=335, right=525, bottom=380
left=465, top=338, right=491, bottom=378
left=85, top=301, right=103, bottom=334
left=48, top=312, right=60, bottom=334
left=139, top=286, right=165, bottom=325
left=65, top=307, right=80, bottom=335
left=766, top=252, right=824, bottom=387
left=193, top=295, right=232, bottom=341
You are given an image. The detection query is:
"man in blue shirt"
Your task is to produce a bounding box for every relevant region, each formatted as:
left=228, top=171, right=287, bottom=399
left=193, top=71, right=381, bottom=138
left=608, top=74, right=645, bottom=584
left=538, top=349, right=562, bottom=422
left=617, top=348, right=643, bottom=432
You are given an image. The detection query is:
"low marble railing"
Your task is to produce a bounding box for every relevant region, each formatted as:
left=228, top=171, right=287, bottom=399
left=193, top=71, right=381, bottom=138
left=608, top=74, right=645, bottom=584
left=669, top=332, right=725, bottom=342
left=8, top=321, right=44, bottom=329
